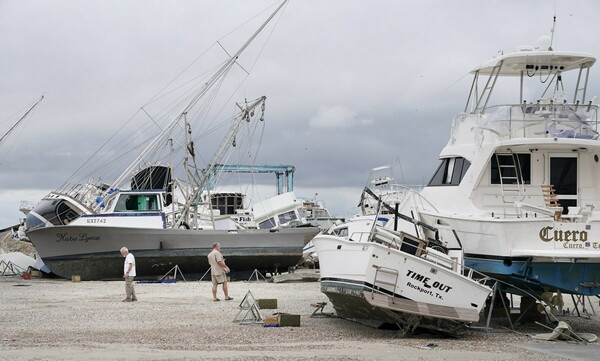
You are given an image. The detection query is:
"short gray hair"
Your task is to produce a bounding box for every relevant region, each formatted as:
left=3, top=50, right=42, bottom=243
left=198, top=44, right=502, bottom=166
left=120, top=247, right=128, bottom=253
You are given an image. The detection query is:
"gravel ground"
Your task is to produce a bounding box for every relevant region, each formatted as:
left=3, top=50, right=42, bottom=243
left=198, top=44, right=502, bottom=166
left=0, top=276, right=599, bottom=360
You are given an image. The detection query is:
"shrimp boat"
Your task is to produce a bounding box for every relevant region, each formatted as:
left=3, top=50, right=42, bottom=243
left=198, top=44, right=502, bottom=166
left=23, top=1, right=319, bottom=280
left=313, top=191, right=492, bottom=336
left=376, top=33, right=600, bottom=298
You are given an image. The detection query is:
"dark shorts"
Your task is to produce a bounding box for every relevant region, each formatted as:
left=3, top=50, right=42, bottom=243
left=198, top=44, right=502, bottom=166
left=211, top=274, right=226, bottom=285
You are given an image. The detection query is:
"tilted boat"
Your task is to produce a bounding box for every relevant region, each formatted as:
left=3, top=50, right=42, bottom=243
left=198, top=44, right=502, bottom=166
left=313, top=193, right=492, bottom=336
left=372, top=33, right=600, bottom=297
left=23, top=1, right=319, bottom=280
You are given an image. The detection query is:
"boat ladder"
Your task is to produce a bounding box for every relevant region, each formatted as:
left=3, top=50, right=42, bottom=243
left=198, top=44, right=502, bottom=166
left=495, top=150, right=525, bottom=217
left=371, top=265, right=399, bottom=302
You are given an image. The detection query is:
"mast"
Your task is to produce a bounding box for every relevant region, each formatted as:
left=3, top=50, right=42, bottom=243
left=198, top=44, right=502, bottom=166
left=180, top=96, right=267, bottom=227
left=99, top=0, right=288, bottom=205
left=0, top=95, right=44, bottom=145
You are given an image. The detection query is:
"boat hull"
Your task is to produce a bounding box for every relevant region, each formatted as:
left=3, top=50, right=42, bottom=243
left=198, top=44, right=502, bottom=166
left=321, top=280, right=478, bottom=335
left=464, top=254, right=600, bottom=296
left=418, top=212, right=600, bottom=296
left=26, top=225, right=319, bottom=280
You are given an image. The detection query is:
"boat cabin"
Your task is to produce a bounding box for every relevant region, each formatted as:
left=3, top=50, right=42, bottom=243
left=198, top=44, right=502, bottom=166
left=427, top=46, right=600, bottom=221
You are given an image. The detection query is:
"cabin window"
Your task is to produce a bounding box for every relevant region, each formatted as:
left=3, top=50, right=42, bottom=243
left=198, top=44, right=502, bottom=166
left=333, top=227, right=348, bottom=237
left=259, top=217, right=276, bottom=229
left=278, top=211, right=297, bottom=225
left=211, top=193, right=244, bottom=215
left=114, top=194, right=161, bottom=212
left=428, top=157, right=471, bottom=186
left=56, top=201, right=80, bottom=225
left=490, top=154, right=531, bottom=184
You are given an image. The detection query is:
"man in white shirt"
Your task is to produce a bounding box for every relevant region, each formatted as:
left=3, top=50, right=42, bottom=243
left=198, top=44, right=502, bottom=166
left=120, top=247, right=137, bottom=302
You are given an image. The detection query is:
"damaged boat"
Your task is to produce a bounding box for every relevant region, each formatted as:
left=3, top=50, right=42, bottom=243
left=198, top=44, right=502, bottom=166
left=313, top=190, right=492, bottom=336
left=23, top=1, right=318, bottom=280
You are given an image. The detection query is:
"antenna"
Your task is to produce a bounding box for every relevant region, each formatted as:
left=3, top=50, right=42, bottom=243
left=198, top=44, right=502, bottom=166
left=549, top=15, right=556, bottom=51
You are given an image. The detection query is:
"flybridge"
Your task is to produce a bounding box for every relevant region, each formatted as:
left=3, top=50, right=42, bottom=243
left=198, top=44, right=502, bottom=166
left=450, top=46, right=600, bottom=144
left=465, top=50, right=596, bottom=114
left=471, top=51, right=596, bottom=76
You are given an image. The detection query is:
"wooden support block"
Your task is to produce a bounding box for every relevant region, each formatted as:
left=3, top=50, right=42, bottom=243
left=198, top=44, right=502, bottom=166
left=278, top=313, right=301, bottom=327
left=71, top=275, right=81, bottom=282
left=30, top=270, right=42, bottom=278
left=257, top=299, right=278, bottom=309
left=263, top=314, right=279, bottom=325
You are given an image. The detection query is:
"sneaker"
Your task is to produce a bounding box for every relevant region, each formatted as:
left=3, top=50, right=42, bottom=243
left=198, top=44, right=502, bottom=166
left=132, top=298, right=138, bottom=302
left=224, top=297, right=233, bottom=301
left=122, top=298, right=132, bottom=302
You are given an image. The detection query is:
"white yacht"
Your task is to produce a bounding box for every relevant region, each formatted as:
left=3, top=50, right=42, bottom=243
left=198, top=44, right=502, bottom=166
left=389, top=35, right=600, bottom=297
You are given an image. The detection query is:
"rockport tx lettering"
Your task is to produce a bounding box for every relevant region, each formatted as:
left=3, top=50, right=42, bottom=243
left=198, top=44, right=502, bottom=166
left=405, top=269, right=453, bottom=300
left=56, top=232, right=100, bottom=243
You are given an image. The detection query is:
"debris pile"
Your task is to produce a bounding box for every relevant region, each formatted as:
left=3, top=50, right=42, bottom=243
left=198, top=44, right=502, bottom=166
left=1, top=231, right=36, bottom=257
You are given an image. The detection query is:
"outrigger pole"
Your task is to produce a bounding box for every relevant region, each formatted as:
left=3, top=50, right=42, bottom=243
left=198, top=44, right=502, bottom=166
left=0, top=95, right=44, bottom=145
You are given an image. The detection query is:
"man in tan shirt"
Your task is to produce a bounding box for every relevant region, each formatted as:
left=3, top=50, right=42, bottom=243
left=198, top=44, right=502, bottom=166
left=207, top=242, right=232, bottom=301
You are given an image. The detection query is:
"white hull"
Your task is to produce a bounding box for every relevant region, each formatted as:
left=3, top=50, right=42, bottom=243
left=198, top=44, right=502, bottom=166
left=313, top=233, right=491, bottom=334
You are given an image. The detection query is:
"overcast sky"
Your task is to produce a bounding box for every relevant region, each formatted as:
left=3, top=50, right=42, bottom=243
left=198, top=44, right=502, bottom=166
left=1, top=0, right=600, bottom=228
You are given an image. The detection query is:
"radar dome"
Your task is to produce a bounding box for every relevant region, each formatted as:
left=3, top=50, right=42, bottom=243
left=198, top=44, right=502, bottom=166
left=537, top=35, right=552, bottom=51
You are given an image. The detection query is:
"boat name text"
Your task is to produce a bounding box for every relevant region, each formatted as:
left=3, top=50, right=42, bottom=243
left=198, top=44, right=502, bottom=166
left=56, top=232, right=100, bottom=243
left=406, top=270, right=453, bottom=293
left=538, top=226, right=588, bottom=243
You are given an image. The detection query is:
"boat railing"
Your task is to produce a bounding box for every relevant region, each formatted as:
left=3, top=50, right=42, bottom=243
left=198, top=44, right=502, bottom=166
left=349, top=231, right=371, bottom=243
left=351, top=227, right=429, bottom=258
left=466, top=102, right=599, bottom=141
left=372, top=226, right=490, bottom=285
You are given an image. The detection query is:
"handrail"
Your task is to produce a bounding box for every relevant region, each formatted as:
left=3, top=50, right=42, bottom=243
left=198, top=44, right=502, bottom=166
left=470, top=103, right=599, bottom=141
left=381, top=183, right=440, bottom=213
left=362, top=187, right=440, bottom=241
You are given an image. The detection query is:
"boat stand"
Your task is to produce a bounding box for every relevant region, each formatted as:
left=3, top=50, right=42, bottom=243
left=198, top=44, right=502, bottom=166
left=160, top=265, right=186, bottom=282
left=310, top=302, right=335, bottom=318
left=0, top=260, right=25, bottom=276
left=570, top=294, right=596, bottom=318
left=482, top=280, right=514, bottom=331
left=234, top=290, right=263, bottom=324
left=199, top=267, right=212, bottom=281
left=247, top=269, right=267, bottom=282
left=477, top=280, right=555, bottom=332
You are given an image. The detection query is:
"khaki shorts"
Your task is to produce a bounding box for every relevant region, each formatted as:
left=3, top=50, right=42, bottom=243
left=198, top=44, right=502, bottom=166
left=211, top=274, right=226, bottom=285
